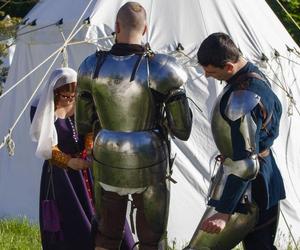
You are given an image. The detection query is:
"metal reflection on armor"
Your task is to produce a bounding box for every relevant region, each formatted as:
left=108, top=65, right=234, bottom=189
left=186, top=89, right=260, bottom=250
left=76, top=52, right=192, bottom=189
left=93, top=129, right=168, bottom=188
left=225, top=90, right=260, bottom=121
left=76, top=50, right=192, bottom=247
left=166, top=89, right=193, bottom=140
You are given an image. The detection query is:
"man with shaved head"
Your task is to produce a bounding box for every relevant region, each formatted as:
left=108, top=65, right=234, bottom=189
left=116, top=2, right=147, bottom=35
left=76, top=2, right=193, bottom=249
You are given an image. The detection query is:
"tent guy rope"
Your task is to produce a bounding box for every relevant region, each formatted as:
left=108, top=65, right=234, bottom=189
left=0, top=24, right=85, bottom=101
left=0, top=0, right=96, bottom=155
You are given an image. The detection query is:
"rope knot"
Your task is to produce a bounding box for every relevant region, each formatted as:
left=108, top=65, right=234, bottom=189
left=0, top=130, right=15, bottom=156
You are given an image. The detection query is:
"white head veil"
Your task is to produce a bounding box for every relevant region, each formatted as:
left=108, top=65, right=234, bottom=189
left=30, top=67, right=77, bottom=159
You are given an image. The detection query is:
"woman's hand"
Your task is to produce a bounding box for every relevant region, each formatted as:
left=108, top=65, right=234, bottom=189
left=67, top=158, right=91, bottom=170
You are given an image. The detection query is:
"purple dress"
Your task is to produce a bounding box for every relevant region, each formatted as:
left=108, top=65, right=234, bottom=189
left=31, top=107, right=135, bottom=250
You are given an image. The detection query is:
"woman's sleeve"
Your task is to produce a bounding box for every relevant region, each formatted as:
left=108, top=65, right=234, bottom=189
left=50, top=146, right=71, bottom=169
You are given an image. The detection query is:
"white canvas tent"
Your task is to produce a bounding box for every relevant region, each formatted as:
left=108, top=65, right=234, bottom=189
left=0, top=0, right=300, bottom=248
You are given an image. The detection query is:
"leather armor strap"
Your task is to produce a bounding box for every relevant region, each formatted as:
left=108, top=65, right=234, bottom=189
left=236, top=72, right=273, bottom=129
left=235, top=72, right=266, bottom=84
left=93, top=50, right=109, bottom=79
left=258, top=148, right=270, bottom=158
left=130, top=54, right=144, bottom=82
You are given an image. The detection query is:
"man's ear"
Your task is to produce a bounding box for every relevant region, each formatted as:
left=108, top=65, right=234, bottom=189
left=224, top=62, right=234, bottom=74
left=142, top=24, right=147, bottom=36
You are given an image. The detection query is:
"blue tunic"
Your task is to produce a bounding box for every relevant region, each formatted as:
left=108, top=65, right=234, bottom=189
left=213, top=62, right=286, bottom=214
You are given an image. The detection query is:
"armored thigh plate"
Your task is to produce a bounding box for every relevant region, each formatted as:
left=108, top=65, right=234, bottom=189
left=186, top=86, right=261, bottom=249
left=186, top=163, right=259, bottom=250
left=142, top=180, right=170, bottom=237
left=93, top=129, right=168, bottom=188
left=186, top=203, right=258, bottom=250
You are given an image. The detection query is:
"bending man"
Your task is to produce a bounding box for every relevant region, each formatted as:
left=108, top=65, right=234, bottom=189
left=186, top=33, right=285, bottom=250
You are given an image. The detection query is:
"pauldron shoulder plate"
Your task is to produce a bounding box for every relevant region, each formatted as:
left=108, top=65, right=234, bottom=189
left=225, top=90, right=261, bottom=121
left=148, top=54, right=187, bottom=95
left=78, top=53, right=97, bottom=79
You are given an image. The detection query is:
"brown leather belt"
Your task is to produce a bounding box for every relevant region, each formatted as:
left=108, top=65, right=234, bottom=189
left=258, top=149, right=270, bottom=158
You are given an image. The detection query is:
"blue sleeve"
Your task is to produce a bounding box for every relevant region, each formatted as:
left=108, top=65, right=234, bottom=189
left=259, top=96, right=282, bottom=151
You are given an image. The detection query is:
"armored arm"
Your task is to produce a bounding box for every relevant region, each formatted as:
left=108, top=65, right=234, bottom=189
left=149, top=54, right=193, bottom=141
left=212, top=90, right=261, bottom=214
left=165, top=88, right=192, bottom=140
left=76, top=55, right=98, bottom=137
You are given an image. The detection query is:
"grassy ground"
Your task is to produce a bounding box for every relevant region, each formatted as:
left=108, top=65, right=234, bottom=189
left=0, top=218, right=41, bottom=250
left=0, top=218, right=299, bottom=250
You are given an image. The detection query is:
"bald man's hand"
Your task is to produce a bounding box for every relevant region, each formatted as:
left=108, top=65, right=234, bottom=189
left=200, top=212, right=230, bottom=234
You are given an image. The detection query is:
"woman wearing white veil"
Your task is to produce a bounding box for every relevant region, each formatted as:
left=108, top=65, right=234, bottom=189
left=30, top=67, right=94, bottom=250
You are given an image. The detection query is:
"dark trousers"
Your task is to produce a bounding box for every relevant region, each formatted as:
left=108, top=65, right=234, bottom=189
left=95, top=188, right=165, bottom=250
left=242, top=204, right=279, bottom=250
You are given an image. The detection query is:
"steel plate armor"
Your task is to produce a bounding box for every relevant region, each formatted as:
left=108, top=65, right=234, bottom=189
left=186, top=89, right=260, bottom=250
left=77, top=52, right=192, bottom=188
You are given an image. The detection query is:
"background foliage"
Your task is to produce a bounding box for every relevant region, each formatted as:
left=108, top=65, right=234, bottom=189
left=266, top=0, right=300, bottom=45
left=0, top=0, right=38, bottom=94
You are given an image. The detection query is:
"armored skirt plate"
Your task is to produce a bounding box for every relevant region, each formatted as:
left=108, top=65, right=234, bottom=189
left=93, top=129, right=168, bottom=188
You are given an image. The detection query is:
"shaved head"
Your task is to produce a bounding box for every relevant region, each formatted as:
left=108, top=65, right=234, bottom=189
left=116, top=2, right=147, bottom=34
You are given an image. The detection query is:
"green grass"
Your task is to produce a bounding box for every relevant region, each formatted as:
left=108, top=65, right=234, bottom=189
left=1, top=218, right=299, bottom=250
left=0, top=218, right=41, bottom=250
left=167, top=233, right=299, bottom=250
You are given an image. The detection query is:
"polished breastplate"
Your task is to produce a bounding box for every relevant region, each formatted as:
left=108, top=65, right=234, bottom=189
left=92, top=53, right=157, bottom=131
left=211, top=88, right=234, bottom=158
left=90, top=53, right=168, bottom=188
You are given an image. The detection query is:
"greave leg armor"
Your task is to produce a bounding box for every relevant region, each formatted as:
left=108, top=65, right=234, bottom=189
left=132, top=180, right=170, bottom=250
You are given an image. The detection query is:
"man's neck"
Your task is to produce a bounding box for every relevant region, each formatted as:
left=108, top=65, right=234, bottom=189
left=225, top=57, right=248, bottom=81
left=233, top=57, right=247, bottom=75
left=116, top=35, right=142, bottom=45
